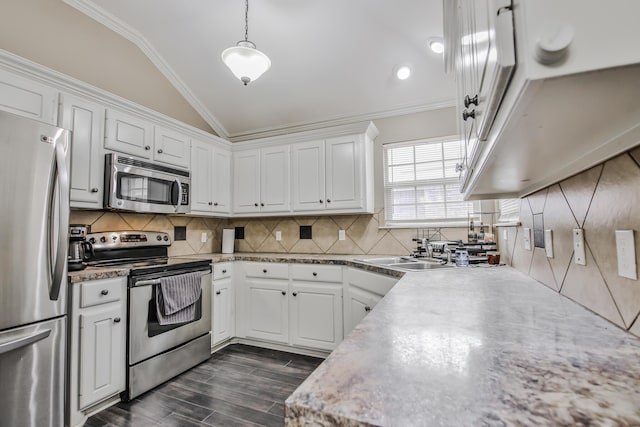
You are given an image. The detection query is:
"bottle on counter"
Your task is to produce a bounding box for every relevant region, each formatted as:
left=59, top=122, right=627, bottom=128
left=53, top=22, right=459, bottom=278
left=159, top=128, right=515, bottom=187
left=468, top=218, right=477, bottom=243
left=478, top=222, right=485, bottom=242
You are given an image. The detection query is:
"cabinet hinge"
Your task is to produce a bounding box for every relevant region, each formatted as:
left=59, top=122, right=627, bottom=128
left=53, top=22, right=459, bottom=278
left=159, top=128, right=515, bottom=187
left=497, top=5, right=512, bottom=15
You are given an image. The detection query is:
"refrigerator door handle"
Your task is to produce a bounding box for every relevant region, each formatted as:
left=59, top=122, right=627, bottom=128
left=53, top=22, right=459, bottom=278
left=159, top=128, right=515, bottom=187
left=0, top=329, right=51, bottom=355
left=50, top=137, right=70, bottom=301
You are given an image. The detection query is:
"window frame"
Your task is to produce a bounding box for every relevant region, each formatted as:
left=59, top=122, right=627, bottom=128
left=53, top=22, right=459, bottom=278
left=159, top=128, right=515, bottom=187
left=382, top=136, right=478, bottom=228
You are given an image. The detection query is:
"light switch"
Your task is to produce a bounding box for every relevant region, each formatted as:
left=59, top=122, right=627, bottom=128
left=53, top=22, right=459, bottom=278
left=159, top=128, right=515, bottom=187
left=339, top=230, right=346, bottom=241
left=544, top=230, right=554, bottom=258
left=573, top=229, right=586, bottom=265
left=523, top=228, right=532, bottom=251
left=275, top=231, right=282, bottom=241
left=615, top=230, right=637, bottom=280
left=201, top=232, right=207, bottom=243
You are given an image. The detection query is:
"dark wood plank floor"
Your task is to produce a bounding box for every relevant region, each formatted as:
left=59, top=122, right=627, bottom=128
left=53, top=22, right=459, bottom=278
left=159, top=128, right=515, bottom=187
left=86, top=344, right=323, bottom=427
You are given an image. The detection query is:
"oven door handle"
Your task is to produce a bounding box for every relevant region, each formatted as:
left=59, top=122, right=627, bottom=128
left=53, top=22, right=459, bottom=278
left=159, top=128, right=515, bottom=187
left=173, top=178, right=182, bottom=212
left=134, top=279, right=162, bottom=287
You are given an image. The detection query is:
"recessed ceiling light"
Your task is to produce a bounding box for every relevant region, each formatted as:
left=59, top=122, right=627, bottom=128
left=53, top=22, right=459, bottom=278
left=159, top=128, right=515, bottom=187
left=396, top=65, right=411, bottom=80
left=428, top=37, right=444, bottom=54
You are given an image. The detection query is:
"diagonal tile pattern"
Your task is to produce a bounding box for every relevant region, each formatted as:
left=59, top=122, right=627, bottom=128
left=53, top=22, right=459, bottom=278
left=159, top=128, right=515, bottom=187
left=498, top=146, right=640, bottom=338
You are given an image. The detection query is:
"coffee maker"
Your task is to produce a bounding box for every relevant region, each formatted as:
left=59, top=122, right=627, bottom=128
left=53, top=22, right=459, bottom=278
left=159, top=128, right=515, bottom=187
left=68, top=224, right=93, bottom=271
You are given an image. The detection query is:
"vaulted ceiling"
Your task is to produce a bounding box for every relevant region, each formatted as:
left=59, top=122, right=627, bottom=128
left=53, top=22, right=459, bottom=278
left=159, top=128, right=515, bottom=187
left=65, top=0, right=456, bottom=140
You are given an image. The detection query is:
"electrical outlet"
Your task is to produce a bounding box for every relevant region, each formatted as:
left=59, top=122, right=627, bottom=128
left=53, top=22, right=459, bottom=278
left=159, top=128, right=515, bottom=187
left=615, top=230, right=637, bottom=279
left=275, top=231, right=282, bottom=241
left=523, top=228, right=532, bottom=251
left=544, top=230, right=554, bottom=258
left=201, top=232, right=207, bottom=243
left=339, top=230, right=346, bottom=241
left=573, top=228, right=586, bottom=265
left=503, top=229, right=508, bottom=242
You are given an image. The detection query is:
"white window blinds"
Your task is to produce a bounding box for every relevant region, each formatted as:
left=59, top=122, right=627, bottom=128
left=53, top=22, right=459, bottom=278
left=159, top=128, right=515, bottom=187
left=498, top=198, right=520, bottom=222
left=383, top=138, right=476, bottom=226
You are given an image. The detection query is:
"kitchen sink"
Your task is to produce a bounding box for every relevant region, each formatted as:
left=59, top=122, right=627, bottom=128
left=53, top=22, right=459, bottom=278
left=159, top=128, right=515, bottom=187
left=355, top=257, right=454, bottom=271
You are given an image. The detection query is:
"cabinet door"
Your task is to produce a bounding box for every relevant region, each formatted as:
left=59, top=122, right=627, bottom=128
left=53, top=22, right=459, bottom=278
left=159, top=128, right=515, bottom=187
left=60, top=94, right=105, bottom=208
left=153, top=125, right=190, bottom=169
left=233, top=150, right=261, bottom=213
left=0, top=69, right=58, bottom=125
left=344, top=286, right=380, bottom=337
left=291, top=140, right=325, bottom=211
left=190, top=139, right=214, bottom=213
left=79, top=305, right=125, bottom=409
left=325, top=136, right=362, bottom=210
left=245, top=279, right=289, bottom=344
left=104, top=109, right=153, bottom=159
left=261, top=145, right=290, bottom=213
left=212, top=277, right=234, bottom=347
left=211, top=147, right=231, bottom=213
left=290, top=283, right=343, bottom=351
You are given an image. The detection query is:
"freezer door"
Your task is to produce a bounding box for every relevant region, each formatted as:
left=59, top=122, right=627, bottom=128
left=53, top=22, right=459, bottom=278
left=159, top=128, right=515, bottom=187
left=0, top=317, right=66, bottom=427
left=0, top=111, right=70, bottom=330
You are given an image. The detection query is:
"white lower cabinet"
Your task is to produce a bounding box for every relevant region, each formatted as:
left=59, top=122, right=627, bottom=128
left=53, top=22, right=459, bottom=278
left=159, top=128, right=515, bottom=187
left=212, top=263, right=234, bottom=347
left=244, top=278, right=290, bottom=343
left=344, top=268, right=398, bottom=337
left=69, top=276, right=127, bottom=427
left=290, top=282, right=342, bottom=351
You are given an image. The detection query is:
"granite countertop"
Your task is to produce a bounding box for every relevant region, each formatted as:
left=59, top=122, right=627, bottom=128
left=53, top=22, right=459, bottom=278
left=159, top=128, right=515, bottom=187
left=285, top=266, right=640, bottom=426
left=68, top=266, right=129, bottom=283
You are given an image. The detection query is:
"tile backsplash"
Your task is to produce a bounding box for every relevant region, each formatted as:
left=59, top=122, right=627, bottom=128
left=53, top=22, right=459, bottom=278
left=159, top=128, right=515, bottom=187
left=498, top=146, right=640, bottom=338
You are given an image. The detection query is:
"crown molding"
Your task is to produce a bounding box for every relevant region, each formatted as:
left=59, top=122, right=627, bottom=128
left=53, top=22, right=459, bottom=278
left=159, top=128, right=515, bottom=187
left=226, top=97, right=457, bottom=142
left=63, top=0, right=230, bottom=138
left=0, top=49, right=231, bottom=147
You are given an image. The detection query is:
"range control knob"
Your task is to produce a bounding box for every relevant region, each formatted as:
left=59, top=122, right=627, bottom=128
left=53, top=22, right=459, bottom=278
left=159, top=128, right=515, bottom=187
left=112, top=235, right=117, bottom=241
left=156, top=235, right=162, bottom=241
left=99, top=236, right=107, bottom=243
left=89, top=238, right=96, bottom=244
left=163, top=236, right=169, bottom=241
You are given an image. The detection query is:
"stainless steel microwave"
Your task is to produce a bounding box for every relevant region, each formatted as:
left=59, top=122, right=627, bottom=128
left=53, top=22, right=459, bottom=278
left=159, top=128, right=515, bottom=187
left=104, top=153, right=190, bottom=214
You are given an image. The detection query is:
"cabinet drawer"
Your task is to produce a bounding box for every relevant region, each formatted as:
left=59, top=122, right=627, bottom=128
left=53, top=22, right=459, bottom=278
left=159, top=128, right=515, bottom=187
left=80, top=279, right=123, bottom=308
left=243, top=262, right=289, bottom=279
left=213, top=262, right=232, bottom=280
left=290, top=264, right=342, bottom=283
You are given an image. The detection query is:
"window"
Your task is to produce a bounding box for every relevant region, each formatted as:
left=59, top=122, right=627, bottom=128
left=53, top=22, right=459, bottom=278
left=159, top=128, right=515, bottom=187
left=497, top=198, right=520, bottom=223
left=383, top=137, right=476, bottom=227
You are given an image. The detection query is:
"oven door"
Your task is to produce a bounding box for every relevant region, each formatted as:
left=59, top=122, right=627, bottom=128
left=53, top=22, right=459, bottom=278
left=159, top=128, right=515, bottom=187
left=105, top=153, right=190, bottom=214
left=128, top=268, right=211, bottom=365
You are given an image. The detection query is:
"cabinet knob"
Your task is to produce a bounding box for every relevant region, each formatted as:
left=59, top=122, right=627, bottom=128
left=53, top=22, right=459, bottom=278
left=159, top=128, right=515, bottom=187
left=260, top=203, right=264, bottom=207
left=326, top=199, right=331, bottom=203
left=90, top=188, right=99, bottom=193
left=254, top=203, right=259, bottom=207
left=464, top=94, right=478, bottom=108
left=222, top=269, right=227, bottom=274
left=208, top=202, right=213, bottom=205
left=144, top=145, right=151, bottom=150
left=292, top=292, right=298, bottom=297
left=215, top=290, right=221, bottom=295
left=263, top=269, right=267, bottom=273
left=281, top=290, right=286, bottom=296
left=312, top=272, right=317, bottom=277
left=462, top=109, right=476, bottom=121
left=364, top=305, right=372, bottom=312
left=100, top=289, right=109, bottom=295
left=113, top=317, right=121, bottom=323
left=157, top=148, right=163, bottom=154
left=319, top=199, right=323, bottom=203
left=214, top=202, right=218, bottom=206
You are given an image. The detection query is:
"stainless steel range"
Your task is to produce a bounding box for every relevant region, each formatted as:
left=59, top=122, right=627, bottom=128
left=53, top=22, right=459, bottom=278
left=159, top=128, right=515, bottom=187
left=86, top=230, right=212, bottom=400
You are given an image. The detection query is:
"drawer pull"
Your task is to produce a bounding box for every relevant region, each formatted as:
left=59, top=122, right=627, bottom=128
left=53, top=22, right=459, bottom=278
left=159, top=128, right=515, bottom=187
left=326, top=199, right=331, bottom=203
left=364, top=305, right=372, bottom=312
left=263, top=269, right=267, bottom=273
left=222, top=269, right=227, bottom=274
left=113, top=317, right=121, bottom=323
left=319, top=199, right=323, bottom=203
left=157, top=148, right=164, bottom=154
left=312, top=272, right=317, bottom=277
left=281, top=291, right=286, bottom=296
left=90, top=188, right=99, bottom=193
left=100, top=289, right=109, bottom=296
left=462, top=109, right=476, bottom=121
left=144, top=145, right=151, bottom=150
left=214, top=202, right=218, bottom=206
left=464, top=94, right=478, bottom=107
left=208, top=202, right=213, bottom=205
left=292, top=292, right=298, bottom=297
left=215, top=290, right=221, bottom=295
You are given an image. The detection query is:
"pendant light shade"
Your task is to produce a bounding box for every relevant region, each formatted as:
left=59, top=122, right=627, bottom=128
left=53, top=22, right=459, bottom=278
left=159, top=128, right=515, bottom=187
left=221, top=0, right=270, bottom=85
left=221, top=41, right=271, bottom=85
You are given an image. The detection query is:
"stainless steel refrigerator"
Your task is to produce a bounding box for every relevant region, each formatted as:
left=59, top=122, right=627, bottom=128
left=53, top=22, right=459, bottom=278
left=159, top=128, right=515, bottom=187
left=0, top=110, right=70, bottom=427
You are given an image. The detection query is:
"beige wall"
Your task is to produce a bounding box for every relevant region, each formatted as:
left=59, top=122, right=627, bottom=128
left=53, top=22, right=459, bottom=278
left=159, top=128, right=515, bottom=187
left=1, top=0, right=213, bottom=133
left=498, top=146, right=640, bottom=338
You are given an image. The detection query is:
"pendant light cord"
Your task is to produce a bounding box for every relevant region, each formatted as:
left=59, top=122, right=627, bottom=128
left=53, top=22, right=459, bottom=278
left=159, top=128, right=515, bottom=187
left=244, top=0, right=249, bottom=41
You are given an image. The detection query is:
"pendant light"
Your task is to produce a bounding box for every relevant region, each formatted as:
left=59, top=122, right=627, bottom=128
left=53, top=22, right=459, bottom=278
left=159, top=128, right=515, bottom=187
left=221, top=0, right=271, bottom=85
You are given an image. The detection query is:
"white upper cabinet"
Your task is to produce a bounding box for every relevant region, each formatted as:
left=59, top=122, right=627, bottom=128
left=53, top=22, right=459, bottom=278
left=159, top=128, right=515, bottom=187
left=445, top=0, right=640, bottom=199
left=191, top=139, right=231, bottom=215
left=105, top=108, right=190, bottom=169
left=0, top=69, right=58, bottom=125
left=60, top=94, right=105, bottom=208
left=292, top=134, right=371, bottom=213
left=233, top=146, right=290, bottom=214
left=153, top=125, right=191, bottom=169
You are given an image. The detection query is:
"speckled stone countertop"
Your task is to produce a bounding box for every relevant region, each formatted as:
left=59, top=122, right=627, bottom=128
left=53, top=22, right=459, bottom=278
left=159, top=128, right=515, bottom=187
left=285, top=266, right=640, bottom=426
left=68, top=266, right=129, bottom=283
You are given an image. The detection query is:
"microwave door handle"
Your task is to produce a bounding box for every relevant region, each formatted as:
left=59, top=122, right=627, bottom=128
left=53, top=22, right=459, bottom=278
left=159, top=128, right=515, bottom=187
left=173, top=178, right=182, bottom=212
left=50, top=137, right=70, bottom=301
